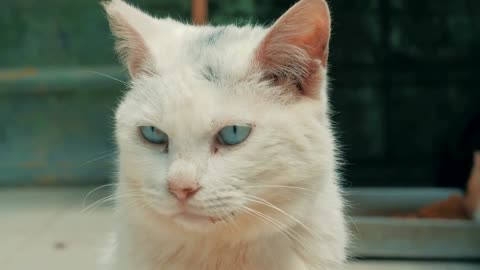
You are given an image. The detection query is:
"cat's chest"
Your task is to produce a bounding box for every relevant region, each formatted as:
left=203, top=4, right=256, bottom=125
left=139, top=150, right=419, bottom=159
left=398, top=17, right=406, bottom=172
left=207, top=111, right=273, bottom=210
left=156, top=250, right=255, bottom=270
left=158, top=260, right=306, bottom=270
left=115, top=225, right=308, bottom=270
left=152, top=246, right=307, bottom=270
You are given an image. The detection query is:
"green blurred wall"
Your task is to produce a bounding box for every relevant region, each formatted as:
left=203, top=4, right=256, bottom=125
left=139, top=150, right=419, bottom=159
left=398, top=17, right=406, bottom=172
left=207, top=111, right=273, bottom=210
left=0, top=0, right=479, bottom=186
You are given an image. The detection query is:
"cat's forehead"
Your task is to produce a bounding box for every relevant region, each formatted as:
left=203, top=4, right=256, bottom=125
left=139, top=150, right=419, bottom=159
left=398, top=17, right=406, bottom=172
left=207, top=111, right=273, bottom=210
left=119, top=25, right=272, bottom=131
left=150, top=25, right=267, bottom=82
left=126, top=71, right=258, bottom=133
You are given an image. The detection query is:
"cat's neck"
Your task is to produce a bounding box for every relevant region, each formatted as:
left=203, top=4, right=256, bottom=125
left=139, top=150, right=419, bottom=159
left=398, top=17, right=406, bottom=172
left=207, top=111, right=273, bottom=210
left=116, top=214, right=300, bottom=270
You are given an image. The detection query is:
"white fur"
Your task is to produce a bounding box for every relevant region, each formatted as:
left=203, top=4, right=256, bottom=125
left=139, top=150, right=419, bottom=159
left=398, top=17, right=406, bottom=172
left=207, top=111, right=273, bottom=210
left=101, top=0, right=348, bottom=269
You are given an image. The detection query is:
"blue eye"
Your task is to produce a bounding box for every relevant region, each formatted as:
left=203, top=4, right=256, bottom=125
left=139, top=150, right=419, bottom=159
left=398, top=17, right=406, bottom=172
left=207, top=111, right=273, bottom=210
left=217, top=125, right=252, bottom=146
left=140, top=126, right=168, bottom=144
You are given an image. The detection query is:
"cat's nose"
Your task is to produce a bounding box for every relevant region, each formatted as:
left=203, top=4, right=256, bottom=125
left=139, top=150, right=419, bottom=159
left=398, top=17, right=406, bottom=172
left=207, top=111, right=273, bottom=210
left=168, top=180, right=200, bottom=200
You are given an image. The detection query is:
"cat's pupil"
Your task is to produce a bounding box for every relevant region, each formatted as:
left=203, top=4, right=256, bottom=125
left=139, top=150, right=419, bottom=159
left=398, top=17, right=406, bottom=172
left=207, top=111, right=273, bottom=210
left=139, top=126, right=169, bottom=146
left=217, top=124, right=252, bottom=146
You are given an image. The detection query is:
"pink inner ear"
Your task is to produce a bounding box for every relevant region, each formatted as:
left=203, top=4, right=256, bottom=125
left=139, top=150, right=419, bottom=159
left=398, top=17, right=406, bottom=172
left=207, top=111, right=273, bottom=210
left=103, top=0, right=155, bottom=78
left=266, top=0, right=331, bottom=66
left=111, top=16, right=152, bottom=77
left=256, top=0, right=331, bottom=97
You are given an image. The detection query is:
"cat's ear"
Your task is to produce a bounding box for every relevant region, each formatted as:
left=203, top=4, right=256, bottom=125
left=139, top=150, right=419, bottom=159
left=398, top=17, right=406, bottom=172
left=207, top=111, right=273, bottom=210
left=103, top=0, right=157, bottom=78
left=255, top=0, right=331, bottom=98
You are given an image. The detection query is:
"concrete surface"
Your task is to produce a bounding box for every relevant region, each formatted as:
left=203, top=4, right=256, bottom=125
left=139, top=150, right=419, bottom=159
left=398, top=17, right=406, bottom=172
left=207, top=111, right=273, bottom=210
left=0, top=187, right=478, bottom=270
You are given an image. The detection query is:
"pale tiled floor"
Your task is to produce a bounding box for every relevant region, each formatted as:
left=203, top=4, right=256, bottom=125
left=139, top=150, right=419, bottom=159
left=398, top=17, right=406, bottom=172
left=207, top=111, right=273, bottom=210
left=0, top=187, right=478, bottom=270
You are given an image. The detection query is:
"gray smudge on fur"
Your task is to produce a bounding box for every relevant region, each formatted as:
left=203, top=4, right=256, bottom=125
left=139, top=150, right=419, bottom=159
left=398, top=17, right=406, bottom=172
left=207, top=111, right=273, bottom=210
left=201, top=64, right=220, bottom=82
left=204, top=27, right=226, bottom=46
left=196, top=28, right=227, bottom=82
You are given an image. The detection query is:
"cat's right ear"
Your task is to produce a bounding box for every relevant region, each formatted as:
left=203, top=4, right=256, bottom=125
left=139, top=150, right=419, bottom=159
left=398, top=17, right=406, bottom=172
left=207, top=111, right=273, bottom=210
left=254, top=0, right=331, bottom=99
left=103, top=0, right=157, bottom=78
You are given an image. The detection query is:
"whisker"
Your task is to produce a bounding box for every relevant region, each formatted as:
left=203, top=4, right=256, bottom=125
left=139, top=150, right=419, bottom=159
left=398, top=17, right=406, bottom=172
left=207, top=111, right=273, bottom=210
left=238, top=206, right=290, bottom=239
left=243, top=195, right=319, bottom=239
left=82, top=183, right=118, bottom=208
left=141, top=188, right=163, bottom=197
left=86, top=70, right=127, bottom=85
left=239, top=205, right=309, bottom=249
left=82, top=194, right=118, bottom=213
left=140, top=194, right=163, bottom=214
left=82, top=192, right=142, bottom=213
left=79, top=151, right=118, bottom=167
left=242, top=185, right=316, bottom=193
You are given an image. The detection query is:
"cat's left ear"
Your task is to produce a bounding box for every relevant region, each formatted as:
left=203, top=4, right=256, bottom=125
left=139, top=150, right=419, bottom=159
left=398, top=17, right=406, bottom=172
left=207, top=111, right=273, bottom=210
left=255, top=0, right=331, bottom=98
left=103, top=0, right=157, bottom=78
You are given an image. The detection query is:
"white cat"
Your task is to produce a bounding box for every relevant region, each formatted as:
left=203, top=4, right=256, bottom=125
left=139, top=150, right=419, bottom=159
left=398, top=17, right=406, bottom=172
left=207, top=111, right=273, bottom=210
left=102, top=0, right=348, bottom=269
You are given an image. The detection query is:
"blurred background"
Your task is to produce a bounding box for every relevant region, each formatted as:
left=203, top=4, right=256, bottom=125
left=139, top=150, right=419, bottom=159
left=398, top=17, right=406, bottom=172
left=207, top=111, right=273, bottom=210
left=1, top=0, right=479, bottom=188
left=0, top=0, right=479, bottom=268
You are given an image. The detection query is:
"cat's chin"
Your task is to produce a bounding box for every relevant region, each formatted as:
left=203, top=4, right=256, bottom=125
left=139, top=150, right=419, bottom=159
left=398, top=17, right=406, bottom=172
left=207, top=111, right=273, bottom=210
left=171, top=213, right=222, bottom=232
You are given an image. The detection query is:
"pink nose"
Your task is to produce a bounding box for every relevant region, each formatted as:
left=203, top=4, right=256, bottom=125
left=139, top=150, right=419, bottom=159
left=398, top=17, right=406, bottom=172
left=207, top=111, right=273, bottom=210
left=168, top=181, right=200, bottom=200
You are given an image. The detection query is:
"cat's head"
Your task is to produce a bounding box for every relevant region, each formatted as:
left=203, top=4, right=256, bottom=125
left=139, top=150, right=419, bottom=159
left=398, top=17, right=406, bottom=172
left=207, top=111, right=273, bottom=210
left=105, top=0, right=336, bottom=235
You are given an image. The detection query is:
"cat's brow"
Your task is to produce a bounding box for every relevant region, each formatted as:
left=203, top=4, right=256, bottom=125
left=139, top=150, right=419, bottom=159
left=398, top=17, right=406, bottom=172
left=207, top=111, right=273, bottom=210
left=210, top=119, right=254, bottom=131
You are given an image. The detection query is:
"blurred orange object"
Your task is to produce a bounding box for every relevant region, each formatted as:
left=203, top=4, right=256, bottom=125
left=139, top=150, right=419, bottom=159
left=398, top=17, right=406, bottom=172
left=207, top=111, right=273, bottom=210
left=416, top=195, right=469, bottom=219
left=394, top=195, right=469, bottom=220
left=465, top=151, right=480, bottom=221
left=192, top=0, right=208, bottom=25
left=395, top=152, right=480, bottom=221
